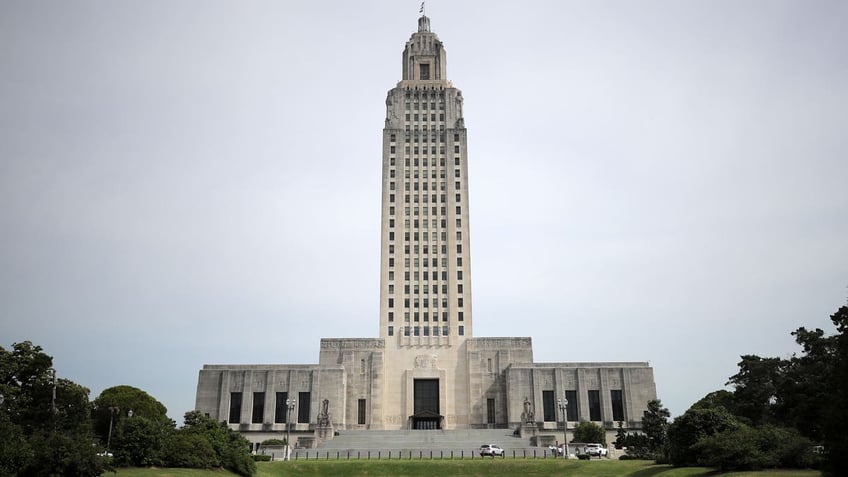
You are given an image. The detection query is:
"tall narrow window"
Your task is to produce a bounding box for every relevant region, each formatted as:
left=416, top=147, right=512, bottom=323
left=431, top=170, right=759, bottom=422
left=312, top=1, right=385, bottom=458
left=274, top=392, right=288, bottom=423
left=588, top=390, right=602, bottom=422
left=611, top=390, right=625, bottom=422
left=358, top=399, right=367, bottom=425
left=252, top=392, right=265, bottom=424
left=487, top=398, right=496, bottom=424
left=419, top=64, right=430, bottom=80
left=298, top=392, right=311, bottom=423
left=543, top=390, right=556, bottom=422
left=565, top=390, right=578, bottom=421
left=228, top=392, right=242, bottom=424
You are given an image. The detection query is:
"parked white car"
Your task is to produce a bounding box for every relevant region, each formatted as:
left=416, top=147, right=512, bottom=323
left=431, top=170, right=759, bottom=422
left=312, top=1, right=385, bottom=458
left=479, top=444, right=504, bottom=457
left=585, top=443, right=608, bottom=457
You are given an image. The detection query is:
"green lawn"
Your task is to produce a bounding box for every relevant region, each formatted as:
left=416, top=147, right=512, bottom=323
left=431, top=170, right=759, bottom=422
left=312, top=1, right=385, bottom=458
left=113, top=460, right=823, bottom=477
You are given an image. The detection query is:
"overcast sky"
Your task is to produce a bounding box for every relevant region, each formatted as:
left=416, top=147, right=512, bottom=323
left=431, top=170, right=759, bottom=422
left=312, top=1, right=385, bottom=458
left=1, top=0, right=846, bottom=422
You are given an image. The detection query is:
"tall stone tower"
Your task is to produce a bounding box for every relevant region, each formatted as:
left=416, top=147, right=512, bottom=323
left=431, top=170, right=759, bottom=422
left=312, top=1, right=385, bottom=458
left=377, top=14, right=474, bottom=429
left=195, top=13, right=658, bottom=442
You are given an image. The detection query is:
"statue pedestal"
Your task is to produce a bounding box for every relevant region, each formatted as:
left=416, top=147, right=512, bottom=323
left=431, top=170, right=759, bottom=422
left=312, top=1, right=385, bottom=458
left=315, top=425, right=334, bottom=442
left=519, top=423, right=538, bottom=439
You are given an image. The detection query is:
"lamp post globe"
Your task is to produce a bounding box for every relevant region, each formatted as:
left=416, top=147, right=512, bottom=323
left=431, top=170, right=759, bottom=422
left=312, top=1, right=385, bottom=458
left=284, top=398, right=296, bottom=461
left=557, top=397, right=569, bottom=459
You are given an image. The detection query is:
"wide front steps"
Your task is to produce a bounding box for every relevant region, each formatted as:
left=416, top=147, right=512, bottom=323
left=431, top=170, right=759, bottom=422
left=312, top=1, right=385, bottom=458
left=307, top=429, right=538, bottom=453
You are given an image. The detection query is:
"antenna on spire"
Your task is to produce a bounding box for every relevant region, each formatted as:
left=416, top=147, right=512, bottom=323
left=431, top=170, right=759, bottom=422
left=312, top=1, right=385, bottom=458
left=419, top=1, right=425, bottom=16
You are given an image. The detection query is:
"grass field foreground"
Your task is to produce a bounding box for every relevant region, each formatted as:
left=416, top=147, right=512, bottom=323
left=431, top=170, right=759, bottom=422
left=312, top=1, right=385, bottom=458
left=114, top=459, right=823, bottom=477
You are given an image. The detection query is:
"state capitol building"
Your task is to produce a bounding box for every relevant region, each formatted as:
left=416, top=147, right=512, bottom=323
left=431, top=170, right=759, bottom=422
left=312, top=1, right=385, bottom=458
left=195, top=14, right=657, bottom=445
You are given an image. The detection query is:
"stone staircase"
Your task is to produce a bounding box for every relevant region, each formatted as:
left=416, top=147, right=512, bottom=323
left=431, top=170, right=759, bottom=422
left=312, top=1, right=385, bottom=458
left=290, top=428, right=546, bottom=458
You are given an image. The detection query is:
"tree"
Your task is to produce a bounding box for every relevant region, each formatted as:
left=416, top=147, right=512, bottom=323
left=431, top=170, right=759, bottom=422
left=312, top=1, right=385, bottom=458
left=178, top=411, right=255, bottom=476
left=666, top=405, right=741, bottom=466
left=0, top=341, right=107, bottom=477
left=92, top=385, right=170, bottom=442
left=821, top=305, right=848, bottom=474
left=641, top=399, right=670, bottom=455
left=613, top=421, right=627, bottom=449
left=690, top=389, right=736, bottom=413
left=726, top=355, right=786, bottom=426
left=690, top=424, right=818, bottom=471
left=571, top=421, right=606, bottom=445
left=161, top=431, right=217, bottom=469
left=112, top=415, right=172, bottom=467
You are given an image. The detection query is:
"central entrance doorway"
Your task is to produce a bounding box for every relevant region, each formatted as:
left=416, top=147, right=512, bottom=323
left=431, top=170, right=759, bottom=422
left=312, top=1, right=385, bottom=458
left=411, top=379, right=442, bottom=430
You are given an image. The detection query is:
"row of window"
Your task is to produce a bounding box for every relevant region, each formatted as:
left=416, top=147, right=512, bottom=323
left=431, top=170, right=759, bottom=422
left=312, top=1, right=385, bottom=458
left=402, top=89, right=447, bottom=100
left=391, top=227, right=463, bottom=241
left=389, top=145, right=462, bottom=155
left=402, top=102, right=445, bottom=111
left=390, top=201, right=462, bottom=219
left=539, top=390, right=626, bottom=423
left=387, top=256, right=463, bottom=269
left=388, top=283, right=464, bottom=295
left=388, top=310, right=465, bottom=322
left=228, top=391, right=311, bottom=425
left=387, top=182, right=463, bottom=203
left=388, top=242, right=461, bottom=255
left=386, top=269, right=464, bottom=283
left=387, top=296, right=465, bottom=309
left=388, top=325, right=464, bottom=336
left=388, top=157, right=462, bottom=168
left=397, top=213, right=464, bottom=227
left=405, top=113, right=445, bottom=122
left=388, top=216, right=462, bottom=231
left=389, top=133, right=461, bottom=143
left=388, top=269, right=460, bottom=281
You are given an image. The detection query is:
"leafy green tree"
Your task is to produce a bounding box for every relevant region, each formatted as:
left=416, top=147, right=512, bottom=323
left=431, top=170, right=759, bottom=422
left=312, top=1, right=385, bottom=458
left=666, top=405, right=741, bottom=466
left=821, top=305, right=848, bottom=475
left=690, top=389, right=736, bottom=412
left=0, top=341, right=55, bottom=434
left=179, top=411, right=256, bottom=476
left=113, top=415, right=172, bottom=466
left=690, top=424, right=818, bottom=471
left=613, top=421, right=627, bottom=449
left=726, top=355, right=786, bottom=426
left=92, top=385, right=170, bottom=442
left=641, top=399, right=670, bottom=455
left=571, top=421, right=606, bottom=445
left=162, top=431, right=218, bottom=469
left=19, top=430, right=106, bottom=477
left=0, top=341, right=106, bottom=477
left=0, top=416, right=31, bottom=477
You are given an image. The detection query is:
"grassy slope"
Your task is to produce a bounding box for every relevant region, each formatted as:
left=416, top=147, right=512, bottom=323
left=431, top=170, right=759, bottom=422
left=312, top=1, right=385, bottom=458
left=114, top=460, right=822, bottom=477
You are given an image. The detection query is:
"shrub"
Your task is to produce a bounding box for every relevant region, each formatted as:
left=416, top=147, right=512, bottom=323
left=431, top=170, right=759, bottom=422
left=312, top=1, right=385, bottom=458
left=692, top=425, right=820, bottom=471
left=252, top=455, right=272, bottom=462
left=161, top=431, right=218, bottom=469
left=667, top=406, right=741, bottom=466
left=571, top=421, right=606, bottom=445
left=260, top=438, right=286, bottom=446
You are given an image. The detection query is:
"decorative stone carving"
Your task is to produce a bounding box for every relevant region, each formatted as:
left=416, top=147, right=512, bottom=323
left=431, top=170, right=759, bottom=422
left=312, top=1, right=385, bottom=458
left=317, top=398, right=331, bottom=427
left=414, top=354, right=437, bottom=369
left=521, top=396, right=535, bottom=423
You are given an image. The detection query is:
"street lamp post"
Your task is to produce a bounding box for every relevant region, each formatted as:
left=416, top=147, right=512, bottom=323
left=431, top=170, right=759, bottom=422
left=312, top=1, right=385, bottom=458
left=284, top=398, right=296, bottom=461
left=557, top=396, right=569, bottom=459
left=106, top=406, right=120, bottom=452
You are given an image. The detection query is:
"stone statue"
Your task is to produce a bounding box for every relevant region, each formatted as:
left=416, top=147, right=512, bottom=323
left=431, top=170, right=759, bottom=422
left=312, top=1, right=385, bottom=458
left=317, top=398, right=330, bottom=427
left=521, top=397, right=534, bottom=423
left=386, top=94, right=397, bottom=119
left=455, top=91, right=463, bottom=118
